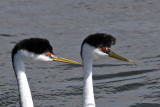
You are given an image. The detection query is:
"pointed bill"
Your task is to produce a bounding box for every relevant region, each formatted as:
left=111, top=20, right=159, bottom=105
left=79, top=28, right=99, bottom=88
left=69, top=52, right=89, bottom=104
left=51, top=56, right=82, bottom=65
left=107, top=51, right=136, bottom=66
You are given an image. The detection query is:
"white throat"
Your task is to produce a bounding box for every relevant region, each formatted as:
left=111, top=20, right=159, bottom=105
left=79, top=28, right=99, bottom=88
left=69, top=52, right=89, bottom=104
left=82, top=44, right=96, bottom=107
left=13, top=51, right=34, bottom=107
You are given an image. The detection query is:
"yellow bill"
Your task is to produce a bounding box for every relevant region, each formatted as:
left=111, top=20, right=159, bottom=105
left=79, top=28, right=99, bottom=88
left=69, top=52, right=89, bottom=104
left=107, top=51, right=136, bottom=66
left=51, top=56, right=82, bottom=65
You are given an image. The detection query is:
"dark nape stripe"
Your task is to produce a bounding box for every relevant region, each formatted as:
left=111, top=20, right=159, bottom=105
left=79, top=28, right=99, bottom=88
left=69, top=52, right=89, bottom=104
left=80, top=33, right=116, bottom=57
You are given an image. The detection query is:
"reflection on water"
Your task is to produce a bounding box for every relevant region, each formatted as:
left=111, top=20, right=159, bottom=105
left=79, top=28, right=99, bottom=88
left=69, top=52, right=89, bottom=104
left=0, top=0, right=160, bottom=107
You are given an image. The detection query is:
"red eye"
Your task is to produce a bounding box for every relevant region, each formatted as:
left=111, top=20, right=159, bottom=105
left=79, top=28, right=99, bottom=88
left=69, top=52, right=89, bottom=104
left=102, top=47, right=106, bottom=51
left=46, top=52, right=51, bottom=56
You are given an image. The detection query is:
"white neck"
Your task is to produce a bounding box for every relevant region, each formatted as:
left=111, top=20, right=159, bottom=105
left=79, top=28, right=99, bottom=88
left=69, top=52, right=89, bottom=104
left=13, top=54, right=34, bottom=107
left=82, top=56, right=95, bottom=107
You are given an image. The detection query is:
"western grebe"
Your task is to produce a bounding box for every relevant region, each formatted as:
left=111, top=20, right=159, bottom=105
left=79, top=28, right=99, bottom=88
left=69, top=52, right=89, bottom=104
left=12, top=38, right=81, bottom=107
left=80, top=33, right=136, bottom=107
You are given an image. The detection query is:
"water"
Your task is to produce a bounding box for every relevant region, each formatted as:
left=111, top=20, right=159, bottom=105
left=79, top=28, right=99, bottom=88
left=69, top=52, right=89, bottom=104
left=0, top=0, right=160, bottom=106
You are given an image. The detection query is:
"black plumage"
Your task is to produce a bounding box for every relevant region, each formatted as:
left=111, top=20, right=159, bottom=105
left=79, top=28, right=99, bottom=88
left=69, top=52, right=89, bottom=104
left=81, top=33, right=116, bottom=56
left=12, top=38, right=53, bottom=61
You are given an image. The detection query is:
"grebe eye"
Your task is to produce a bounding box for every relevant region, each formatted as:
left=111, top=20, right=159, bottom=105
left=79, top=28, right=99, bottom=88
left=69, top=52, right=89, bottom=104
left=102, top=47, right=106, bottom=51
left=46, top=52, right=51, bottom=56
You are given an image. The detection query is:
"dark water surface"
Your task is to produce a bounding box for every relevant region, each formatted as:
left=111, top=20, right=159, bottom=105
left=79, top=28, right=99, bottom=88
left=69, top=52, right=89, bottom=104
left=0, top=0, right=160, bottom=107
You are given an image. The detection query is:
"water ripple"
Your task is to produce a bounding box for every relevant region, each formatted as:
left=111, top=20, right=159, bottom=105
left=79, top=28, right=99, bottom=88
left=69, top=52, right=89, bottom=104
left=0, top=34, right=15, bottom=37
left=130, top=103, right=160, bottom=107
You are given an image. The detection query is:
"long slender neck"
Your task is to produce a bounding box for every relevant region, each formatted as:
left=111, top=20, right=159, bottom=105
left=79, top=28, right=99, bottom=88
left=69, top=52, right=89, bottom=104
left=13, top=55, right=34, bottom=107
left=82, top=56, right=95, bottom=107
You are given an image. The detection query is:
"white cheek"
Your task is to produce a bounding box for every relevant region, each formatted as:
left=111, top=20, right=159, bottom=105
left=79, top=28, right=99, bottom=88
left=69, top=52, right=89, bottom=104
left=35, top=54, right=53, bottom=61
left=17, top=50, right=35, bottom=61
left=82, top=44, right=109, bottom=59
left=17, top=50, right=53, bottom=62
left=93, top=49, right=108, bottom=58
